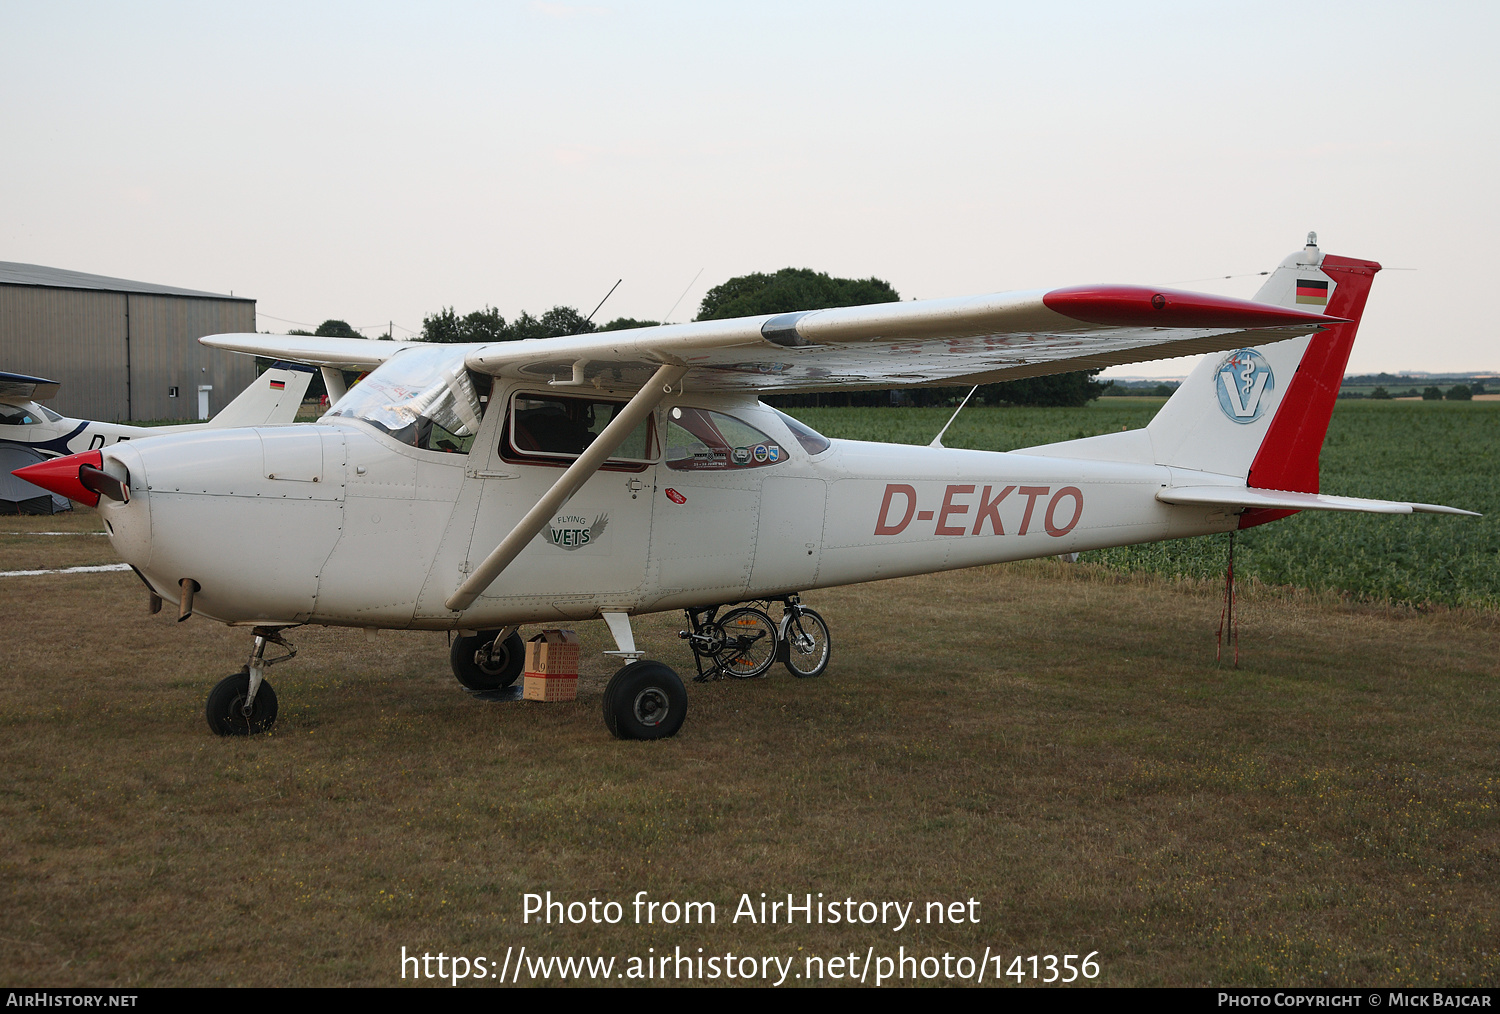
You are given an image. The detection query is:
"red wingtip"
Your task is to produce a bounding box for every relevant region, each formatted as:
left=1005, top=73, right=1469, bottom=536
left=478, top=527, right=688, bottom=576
left=11, top=450, right=105, bottom=508
left=1043, top=285, right=1349, bottom=329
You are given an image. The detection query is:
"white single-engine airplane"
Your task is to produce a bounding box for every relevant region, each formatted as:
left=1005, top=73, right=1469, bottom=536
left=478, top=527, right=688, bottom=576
left=1, top=362, right=314, bottom=512
left=13, top=236, right=1477, bottom=739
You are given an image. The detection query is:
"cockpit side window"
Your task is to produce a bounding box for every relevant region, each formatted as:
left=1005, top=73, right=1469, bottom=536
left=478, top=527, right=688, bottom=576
left=504, top=392, right=656, bottom=467
left=665, top=407, right=787, bottom=471
left=0, top=404, right=40, bottom=425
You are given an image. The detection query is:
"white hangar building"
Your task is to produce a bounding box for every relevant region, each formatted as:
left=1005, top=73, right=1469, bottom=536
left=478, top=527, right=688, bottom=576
left=0, top=261, right=257, bottom=421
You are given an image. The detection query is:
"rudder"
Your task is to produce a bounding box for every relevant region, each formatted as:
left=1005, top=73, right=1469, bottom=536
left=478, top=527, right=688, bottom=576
left=1145, top=234, right=1380, bottom=509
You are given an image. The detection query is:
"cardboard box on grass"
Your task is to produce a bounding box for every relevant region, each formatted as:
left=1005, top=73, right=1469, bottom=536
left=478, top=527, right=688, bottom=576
left=524, top=629, right=581, bottom=702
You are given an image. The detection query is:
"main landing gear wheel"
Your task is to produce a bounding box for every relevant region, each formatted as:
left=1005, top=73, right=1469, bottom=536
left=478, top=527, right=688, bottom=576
left=782, top=607, right=831, bottom=678
left=603, top=661, right=687, bottom=740
left=716, top=606, right=778, bottom=678
left=451, top=630, right=525, bottom=698
left=205, top=668, right=279, bottom=736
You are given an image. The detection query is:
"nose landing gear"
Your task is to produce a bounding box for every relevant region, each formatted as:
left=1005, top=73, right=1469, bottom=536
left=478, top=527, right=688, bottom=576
left=205, top=627, right=296, bottom=736
left=450, top=627, right=525, bottom=698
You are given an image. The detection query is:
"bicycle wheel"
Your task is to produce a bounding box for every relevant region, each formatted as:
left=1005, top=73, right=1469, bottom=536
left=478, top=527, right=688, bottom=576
left=783, top=607, right=831, bottom=678
left=715, top=607, right=778, bottom=678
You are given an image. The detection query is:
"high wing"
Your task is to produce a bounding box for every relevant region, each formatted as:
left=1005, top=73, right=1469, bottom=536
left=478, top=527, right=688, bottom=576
left=0, top=371, right=62, bottom=405
left=201, top=284, right=1342, bottom=394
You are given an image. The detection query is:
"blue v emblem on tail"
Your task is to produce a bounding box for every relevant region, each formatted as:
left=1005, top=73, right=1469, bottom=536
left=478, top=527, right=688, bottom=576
left=1215, top=349, right=1274, bottom=424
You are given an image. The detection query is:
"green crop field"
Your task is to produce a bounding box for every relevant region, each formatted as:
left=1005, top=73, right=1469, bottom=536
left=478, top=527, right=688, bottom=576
left=785, top=399, right=1500, bottom=610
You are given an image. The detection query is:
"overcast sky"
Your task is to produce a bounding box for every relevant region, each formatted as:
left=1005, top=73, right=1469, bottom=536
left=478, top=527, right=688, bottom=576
left=4, top=1, right=1495, bottom=376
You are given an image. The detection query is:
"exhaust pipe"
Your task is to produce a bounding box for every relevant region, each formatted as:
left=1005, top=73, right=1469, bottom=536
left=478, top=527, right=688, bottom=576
left=178, top=579, right=200, bottom=622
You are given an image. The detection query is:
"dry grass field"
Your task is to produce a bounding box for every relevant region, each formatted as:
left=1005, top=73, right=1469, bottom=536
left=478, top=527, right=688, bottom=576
left=1, top=509, right=1497, bottom=988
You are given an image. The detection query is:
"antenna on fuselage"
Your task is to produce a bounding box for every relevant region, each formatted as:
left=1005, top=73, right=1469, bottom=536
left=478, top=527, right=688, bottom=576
left=929, top=385, right=979, bottom=448
left=586, top=279, right=623, bottom=325
left=661, top=267, right=705, bottom=324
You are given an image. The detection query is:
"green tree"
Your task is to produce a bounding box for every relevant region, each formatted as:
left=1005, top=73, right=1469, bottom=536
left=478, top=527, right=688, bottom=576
left=420, top=306, right=507, bottom=343
left=1370, top=386, right=1391, bottom=399
left=538, top=306, right=596, bottom=337
left=1422, top=386, right=1444, bottom=401
left=314, top=319, right=363, bottom=338
left=599, top=317, right=661, bottom=332
left=1447, top=384, right=1473, bottom=401
left=696, top=267, right=900, bottom=320
left=420, top=305, right=597, bottom=343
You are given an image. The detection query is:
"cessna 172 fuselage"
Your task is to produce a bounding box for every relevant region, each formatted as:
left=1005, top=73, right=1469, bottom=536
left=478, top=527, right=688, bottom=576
left=14, top=237, right=1478, bottom=740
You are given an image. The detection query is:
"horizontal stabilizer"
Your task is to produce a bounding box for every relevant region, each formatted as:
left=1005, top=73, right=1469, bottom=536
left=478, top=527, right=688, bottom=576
left=1157, top=485, right=1479, bottom=517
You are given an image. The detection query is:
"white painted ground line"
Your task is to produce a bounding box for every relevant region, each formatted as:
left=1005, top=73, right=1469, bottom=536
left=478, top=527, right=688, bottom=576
left=0, top=563, right=132, bottom=578
left=2, top=531, right=108, bottom=536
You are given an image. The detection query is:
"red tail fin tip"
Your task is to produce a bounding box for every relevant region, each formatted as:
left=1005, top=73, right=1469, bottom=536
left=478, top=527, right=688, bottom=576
left=1244, top=255, right=1381, bottom=496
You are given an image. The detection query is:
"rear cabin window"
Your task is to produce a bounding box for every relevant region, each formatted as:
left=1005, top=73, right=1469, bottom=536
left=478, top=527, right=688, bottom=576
left=772, top=408, right=831, bottom=455
left=506, top=393, right=656, bottom=465
left=665, top=407, right=787, bottom=471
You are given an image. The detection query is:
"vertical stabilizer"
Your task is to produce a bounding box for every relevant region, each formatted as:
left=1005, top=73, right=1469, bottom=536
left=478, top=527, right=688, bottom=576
left=1144, top=236, right=1380, bottom=516
left=1243, top=250, right=1380, bottom=493
left=207, top=362, right=316, bottom=428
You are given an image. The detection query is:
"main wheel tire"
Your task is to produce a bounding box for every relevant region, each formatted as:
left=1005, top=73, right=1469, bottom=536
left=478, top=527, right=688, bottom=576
left=205, top=669, right=278, bottom=736
left=451, top=630, right=525, bottom=697
left=603, top=661, right=687, bottom=740
left=715, top=606, right=778, bottom=678
left=783, top=608, right=831, bottom=678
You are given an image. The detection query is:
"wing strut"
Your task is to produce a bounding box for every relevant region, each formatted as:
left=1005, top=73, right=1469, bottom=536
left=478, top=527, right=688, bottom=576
left=444, top=363, right=688, bottom=613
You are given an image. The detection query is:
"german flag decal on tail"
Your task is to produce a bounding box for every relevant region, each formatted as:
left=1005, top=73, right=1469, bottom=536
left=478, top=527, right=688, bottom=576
left=1296, top=279, right=1329, bottom=306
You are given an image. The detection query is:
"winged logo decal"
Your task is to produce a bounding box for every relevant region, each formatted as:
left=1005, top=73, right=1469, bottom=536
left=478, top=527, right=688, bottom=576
left=543, top=512, right=609, bottom=551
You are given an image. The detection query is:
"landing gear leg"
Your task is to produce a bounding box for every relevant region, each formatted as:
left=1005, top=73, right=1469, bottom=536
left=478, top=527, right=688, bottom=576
left=205, top=627, right=295, bottom=736
left=599, top=611, right=687, bottom=740
left=451, top=626, right=524, bottom=698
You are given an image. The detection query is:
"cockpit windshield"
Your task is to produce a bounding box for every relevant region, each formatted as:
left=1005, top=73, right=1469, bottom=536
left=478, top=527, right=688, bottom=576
left=323, top=345, right=483, bottom=452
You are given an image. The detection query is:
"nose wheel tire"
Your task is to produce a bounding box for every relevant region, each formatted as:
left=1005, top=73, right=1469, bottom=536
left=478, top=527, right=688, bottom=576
left=451, top=630, right=525, bottom=698
left=783, top=607, right=831, bottom=678
left=603, top=661, right=687, bottom=740
left=205, top=669, right=278, bottom=736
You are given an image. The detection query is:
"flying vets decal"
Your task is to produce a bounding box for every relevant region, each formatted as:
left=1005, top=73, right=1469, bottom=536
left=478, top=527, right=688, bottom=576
left=873, top=483, right=1083, bottom=538
left=543, top=512, right=609, bottom=550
